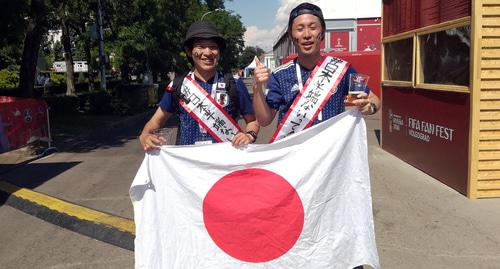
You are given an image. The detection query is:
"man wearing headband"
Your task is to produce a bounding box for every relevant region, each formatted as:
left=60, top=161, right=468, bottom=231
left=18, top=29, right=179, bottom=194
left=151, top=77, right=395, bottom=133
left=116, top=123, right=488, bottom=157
left=253, top=2, right=380, bottom=137
left=252, top=3, right=376, bottom=267
left=140, top=21, right=259, bottom=150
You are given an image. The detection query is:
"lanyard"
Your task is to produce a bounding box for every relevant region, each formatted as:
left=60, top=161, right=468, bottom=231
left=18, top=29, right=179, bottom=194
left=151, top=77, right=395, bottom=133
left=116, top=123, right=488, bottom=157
left=295, top=61, right=322, bottom=121
left=295, top=61, right=303, bottom=90
left=189, top=71, right=218, bottom=97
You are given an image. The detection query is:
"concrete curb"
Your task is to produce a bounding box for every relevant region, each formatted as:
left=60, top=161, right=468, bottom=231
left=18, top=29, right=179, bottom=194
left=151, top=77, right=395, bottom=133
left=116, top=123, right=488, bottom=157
left=0, top=180, right=135, bottom=251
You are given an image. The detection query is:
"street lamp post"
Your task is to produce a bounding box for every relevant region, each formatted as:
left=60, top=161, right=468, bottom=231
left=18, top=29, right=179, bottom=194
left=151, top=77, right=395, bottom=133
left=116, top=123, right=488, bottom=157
left=200, top=8, right=222, bottom=20
left=97, top=0, right=106, bottom=91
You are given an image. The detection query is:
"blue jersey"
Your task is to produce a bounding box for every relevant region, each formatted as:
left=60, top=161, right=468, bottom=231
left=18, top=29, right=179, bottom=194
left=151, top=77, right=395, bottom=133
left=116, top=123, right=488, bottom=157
left=159, top=72, right=254, bottom=145
left=266, top=58, right=368, bottom=125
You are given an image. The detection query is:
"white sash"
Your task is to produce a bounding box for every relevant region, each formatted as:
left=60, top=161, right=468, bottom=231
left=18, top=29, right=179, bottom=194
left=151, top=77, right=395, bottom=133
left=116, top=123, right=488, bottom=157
left=178, top=75, right=242, bottom=142
left=270, top=56, right=350, bottom=143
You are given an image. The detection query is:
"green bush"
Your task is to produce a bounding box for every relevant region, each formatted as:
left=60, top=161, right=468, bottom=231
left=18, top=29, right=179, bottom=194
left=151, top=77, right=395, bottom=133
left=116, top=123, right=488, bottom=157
left=44, top=95, right=80, bottom=115
left=86, top=91, right=112, bottom=114
left=0, top=66, right=20, bottom=88
left=50, top=72, right=66, bottom=86
left=110, top=97, right=132, bottom=115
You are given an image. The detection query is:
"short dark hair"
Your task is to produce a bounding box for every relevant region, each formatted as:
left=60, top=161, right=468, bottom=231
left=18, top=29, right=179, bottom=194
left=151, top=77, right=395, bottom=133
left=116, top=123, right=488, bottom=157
left=288, top=2, right=326, bottom=34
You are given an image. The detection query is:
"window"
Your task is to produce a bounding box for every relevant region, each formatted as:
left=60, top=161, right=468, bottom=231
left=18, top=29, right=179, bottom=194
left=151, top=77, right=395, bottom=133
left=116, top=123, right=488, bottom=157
left=383, top=37, right=413, bottom=83
left=418, top=25, right=470, bottom=87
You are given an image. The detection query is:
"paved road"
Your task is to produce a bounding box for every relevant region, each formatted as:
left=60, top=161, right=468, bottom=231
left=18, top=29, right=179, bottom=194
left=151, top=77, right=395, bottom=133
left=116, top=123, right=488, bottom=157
left=1, top=109, right=500, bottom=268
left=0, top=206, right=133, bottom=269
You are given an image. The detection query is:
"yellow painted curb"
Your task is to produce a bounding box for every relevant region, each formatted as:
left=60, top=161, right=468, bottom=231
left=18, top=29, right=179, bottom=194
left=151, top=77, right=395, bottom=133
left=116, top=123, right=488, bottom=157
left=0, top=180, right=135, bottom=234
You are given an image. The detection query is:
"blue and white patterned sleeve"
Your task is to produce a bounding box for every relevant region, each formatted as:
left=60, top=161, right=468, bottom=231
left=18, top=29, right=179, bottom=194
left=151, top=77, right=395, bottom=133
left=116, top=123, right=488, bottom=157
left=265, top=72, right=283, bottom=110
left=158, top=81, right=178, bottom=113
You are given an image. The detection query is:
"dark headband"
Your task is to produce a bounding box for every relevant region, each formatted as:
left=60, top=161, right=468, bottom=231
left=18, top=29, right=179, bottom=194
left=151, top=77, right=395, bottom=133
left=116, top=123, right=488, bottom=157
left=288, top=3, right=326, bottom=32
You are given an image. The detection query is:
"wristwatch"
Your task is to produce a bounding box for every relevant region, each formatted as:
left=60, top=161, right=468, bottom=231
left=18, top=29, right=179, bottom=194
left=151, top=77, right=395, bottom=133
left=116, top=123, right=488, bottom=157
left=246, top=131, right=258, bottom=143
left=369, top=102, right=378, bottom=115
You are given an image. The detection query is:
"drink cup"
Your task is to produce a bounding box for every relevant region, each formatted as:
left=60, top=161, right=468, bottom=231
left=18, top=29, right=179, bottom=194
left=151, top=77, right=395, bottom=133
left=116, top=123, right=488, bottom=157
left=348, top=73, right=369, bottom=102
left=153, top=128, right=173, bottom=144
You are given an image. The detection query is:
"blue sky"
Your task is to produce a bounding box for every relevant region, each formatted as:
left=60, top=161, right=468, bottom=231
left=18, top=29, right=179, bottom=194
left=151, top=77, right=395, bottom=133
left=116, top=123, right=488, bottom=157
left=225, top=0, right=302, bottom=51
left=225, top=0, right=280, bottom=30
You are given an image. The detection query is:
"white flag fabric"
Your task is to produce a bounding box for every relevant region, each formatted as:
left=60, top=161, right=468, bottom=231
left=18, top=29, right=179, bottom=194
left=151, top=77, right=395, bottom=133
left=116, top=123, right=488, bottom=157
left=130, top=109, right=380, bottom=269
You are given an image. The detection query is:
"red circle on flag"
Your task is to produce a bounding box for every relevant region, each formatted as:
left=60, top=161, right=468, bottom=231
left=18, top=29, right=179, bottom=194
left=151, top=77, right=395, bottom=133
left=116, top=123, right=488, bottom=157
left=203, top=168, right=304, bottom=263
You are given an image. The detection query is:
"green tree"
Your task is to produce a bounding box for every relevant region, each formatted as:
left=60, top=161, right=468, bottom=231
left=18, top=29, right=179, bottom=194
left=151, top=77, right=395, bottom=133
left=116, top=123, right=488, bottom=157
left=106, top=0, right=195, bottom=81
left=205, top=0, right=226, bottom=10
left=19, top=0, right=49, bottom=97
left=208, top=11, right=246, bottom=72
left=239, top=46, right=265, bottom=69
left=0, top=0, right=29, bottom=69
left=64, top=0, right=97, bottom=91
left=52, top=40, right=64, bottom=61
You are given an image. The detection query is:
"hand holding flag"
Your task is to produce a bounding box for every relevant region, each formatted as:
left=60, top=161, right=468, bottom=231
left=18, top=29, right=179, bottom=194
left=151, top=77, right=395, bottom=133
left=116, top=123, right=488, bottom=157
left=131, top=110, right=380, bottom=269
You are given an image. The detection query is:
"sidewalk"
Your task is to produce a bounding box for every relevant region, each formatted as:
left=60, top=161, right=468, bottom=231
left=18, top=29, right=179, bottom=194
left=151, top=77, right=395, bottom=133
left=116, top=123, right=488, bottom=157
left=1, top=111, right=500, bottom=268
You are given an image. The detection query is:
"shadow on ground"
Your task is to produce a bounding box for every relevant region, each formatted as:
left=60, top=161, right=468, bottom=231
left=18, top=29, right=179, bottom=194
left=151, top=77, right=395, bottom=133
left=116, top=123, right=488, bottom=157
left=0, top=161, right=81, bottom=206
left=51, top=111, right=151, bottom=153
left=52, top=110, right=179, bottom=153
left=0, top=109, right=176, bottom=206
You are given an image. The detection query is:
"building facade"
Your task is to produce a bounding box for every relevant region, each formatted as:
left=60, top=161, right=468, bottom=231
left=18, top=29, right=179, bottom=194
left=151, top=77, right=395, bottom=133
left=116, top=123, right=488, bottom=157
left=272, top=0, right=382, bottom=66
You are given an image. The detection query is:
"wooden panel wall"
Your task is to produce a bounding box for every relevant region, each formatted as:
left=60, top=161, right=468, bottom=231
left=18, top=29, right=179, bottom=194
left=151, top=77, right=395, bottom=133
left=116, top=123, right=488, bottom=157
left=383, top=0, right=471, bottom=37
left=477, top=0, right=500, bottom=198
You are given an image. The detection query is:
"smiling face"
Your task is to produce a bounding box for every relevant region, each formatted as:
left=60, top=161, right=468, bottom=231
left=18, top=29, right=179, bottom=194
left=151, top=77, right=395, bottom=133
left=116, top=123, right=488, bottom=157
left=290, top=14, right=324, bottom=58
left=187, top=38, right=220, bottom=74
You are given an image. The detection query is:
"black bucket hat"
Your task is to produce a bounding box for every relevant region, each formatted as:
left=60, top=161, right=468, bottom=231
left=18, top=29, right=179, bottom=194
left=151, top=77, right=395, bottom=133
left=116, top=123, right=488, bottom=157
left=183, top=21, right=226, bottom=52
left=288, top=2, right=326, bottom=33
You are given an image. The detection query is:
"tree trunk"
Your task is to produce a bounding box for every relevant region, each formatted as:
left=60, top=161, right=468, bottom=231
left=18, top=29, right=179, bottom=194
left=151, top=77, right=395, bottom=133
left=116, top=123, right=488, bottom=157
left=19, top=0, right=46, bottom=98
left=84, top=38, right=95, bottom=92
left=121, top=62, right=130, bottom=83
left=61, top=17, right=76, bottom=96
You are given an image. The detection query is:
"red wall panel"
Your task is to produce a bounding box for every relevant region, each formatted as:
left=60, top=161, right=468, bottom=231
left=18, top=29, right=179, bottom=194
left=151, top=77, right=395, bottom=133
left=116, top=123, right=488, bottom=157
left=357, top=25, right=381, bottom=51
left=420, top=0, right=441, bottom=28
left=384, top=0, right=471, bottom=36
left=329, top=31, right=349, bottom=52
left=440, top=0, right=470, bottom=22
left=381, top=87, right=470, bottom=194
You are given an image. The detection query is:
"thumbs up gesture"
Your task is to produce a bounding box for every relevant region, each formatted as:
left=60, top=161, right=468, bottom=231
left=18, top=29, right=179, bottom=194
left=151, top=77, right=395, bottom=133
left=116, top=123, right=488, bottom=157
left=253, top=56, right=270, bottom=92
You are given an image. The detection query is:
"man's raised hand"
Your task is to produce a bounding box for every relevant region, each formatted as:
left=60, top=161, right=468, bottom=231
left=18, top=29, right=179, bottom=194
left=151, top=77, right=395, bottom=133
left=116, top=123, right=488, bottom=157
left=253, top=56, right=270, bottom=92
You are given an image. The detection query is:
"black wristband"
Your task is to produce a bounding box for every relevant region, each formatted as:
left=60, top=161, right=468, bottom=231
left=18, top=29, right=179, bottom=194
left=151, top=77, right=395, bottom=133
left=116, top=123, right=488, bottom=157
left=369, top=102, right=378, bottom=115
left=246, top=131, right=258, bottom=143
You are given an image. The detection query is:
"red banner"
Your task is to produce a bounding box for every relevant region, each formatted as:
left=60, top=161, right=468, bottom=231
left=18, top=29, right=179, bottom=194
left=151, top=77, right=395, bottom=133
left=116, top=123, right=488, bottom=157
left=0, top=96, right=49, bottom=153
left=381, top=87, right=470, bottom=195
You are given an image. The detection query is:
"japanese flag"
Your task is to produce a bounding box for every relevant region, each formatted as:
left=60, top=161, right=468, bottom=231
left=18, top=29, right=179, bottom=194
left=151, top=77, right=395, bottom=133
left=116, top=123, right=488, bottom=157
left=130, top=109, right=380, bottom=269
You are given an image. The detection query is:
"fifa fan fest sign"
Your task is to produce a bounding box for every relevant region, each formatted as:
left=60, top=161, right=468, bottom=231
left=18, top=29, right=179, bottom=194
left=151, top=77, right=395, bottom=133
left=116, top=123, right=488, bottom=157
left=0, top=96, right=49, bottom=153
left=381, top=87, right=470, bottom=194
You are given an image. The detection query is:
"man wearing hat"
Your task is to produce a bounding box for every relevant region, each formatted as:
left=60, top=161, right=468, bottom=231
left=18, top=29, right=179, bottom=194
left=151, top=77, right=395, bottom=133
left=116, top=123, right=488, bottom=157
left=140, top=21, right=259, bottom=150
left=253, top=2, right=380, bottom=142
